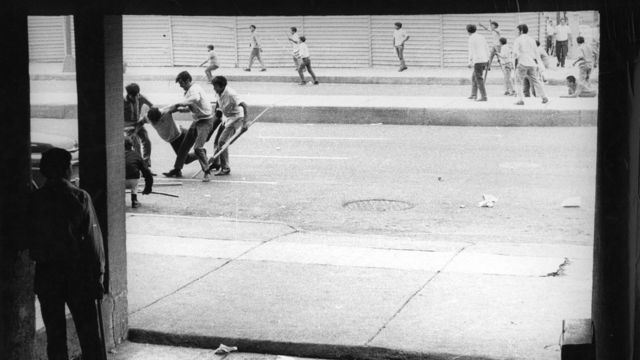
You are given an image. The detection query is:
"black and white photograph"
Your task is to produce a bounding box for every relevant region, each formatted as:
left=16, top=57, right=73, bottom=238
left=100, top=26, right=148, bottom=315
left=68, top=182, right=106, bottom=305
left=1, top=1, right=639, bottom=360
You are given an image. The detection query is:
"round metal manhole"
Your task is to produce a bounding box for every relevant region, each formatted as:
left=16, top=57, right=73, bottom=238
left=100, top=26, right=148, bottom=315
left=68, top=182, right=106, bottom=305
left=343, top=199, right=415, bottom=211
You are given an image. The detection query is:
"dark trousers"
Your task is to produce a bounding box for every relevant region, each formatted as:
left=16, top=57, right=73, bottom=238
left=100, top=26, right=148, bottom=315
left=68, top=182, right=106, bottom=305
left=471, top=62, right=487, bottom=99
left=36, top=264, right=102, bottom=360
left=523, top=77, right=536, bottom=97
left=297, top=57, right=317, bottom=82
left=169, top=129, right=198, bottom=165
left=556, top=40, right=568, bottom=66
left=545, top=35, right=554, bottom=55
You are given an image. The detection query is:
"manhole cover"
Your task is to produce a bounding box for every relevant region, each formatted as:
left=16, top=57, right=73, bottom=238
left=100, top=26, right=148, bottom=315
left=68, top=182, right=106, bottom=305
left=343, top=199, right=415, bottom=211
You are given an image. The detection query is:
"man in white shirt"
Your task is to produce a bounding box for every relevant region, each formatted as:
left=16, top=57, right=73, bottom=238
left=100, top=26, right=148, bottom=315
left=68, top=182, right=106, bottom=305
left=296, top=36, right=319, bottom=85
left=555, top=18, right=572, bottom=67
left=393, top=22, right=410, bottom=72
left=287, top=27, right=301, bottom=70
left=163, top=71, right=215, bottom=181
left=245, top=25, right=266, bottom=72
left=572, top=36, right=594, bottom=87
left=513, top=24, right=549, bottom=105
left=210, top=75, right=248, bottom=176
left=466, top=24, right=490, bottom=101
left=200, top=44, right=219, bottom=82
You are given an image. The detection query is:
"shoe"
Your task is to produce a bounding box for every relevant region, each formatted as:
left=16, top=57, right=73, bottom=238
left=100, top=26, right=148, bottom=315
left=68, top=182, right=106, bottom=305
left=399, top=66, right=408, bottom=72
left=131, top=194, right=140, bottom=208
left=467, top=95, right=477, bottom=100
left=476, top=97, right=487, bottom=102
left=214, top=168, right=230, bottom=176
left=132, top=200, right=140, bottom=208
left=244, top=68, right=251, bottom=71
left=260, top=68, right=267, bottom=72
left=313, top=81, right=319, bottom=85
left=298, top=82, right=306, bottom=85
left=504, top=91, right=510, bottom=95
left=162, top=169, right=182, bottom=178
left=202, top=171, right=211, bottom=182
left=542, top=97, right=549, bottom=104
left=515, top=100, right=525, bottom=105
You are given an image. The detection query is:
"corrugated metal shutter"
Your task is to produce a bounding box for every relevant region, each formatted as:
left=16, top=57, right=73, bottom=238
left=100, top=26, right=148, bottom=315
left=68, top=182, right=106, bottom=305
left=70, top=16, right=75, bottom=57
left=301, top=16, right=370, bottom=68
left=371, top=15, right=442, bottom=67
left=236, top=16, right=304, bottom=68
left=123, top=15, right=172, bottom=66
left=442, top=13, right=523, bottom=67
left=172, top=16, right=237, bottom=67
left=28, top=16, right=65, bottom=62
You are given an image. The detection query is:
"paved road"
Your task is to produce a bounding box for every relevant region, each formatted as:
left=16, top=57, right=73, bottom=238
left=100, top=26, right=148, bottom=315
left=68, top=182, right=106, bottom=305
left=32, top=118, right=596, bottom=245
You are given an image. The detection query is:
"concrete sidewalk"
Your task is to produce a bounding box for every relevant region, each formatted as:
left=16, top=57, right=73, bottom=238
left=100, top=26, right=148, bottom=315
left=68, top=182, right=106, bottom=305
left=29, top=63, right=598, bottom=86
left=124, top=213, right=592, bottom=360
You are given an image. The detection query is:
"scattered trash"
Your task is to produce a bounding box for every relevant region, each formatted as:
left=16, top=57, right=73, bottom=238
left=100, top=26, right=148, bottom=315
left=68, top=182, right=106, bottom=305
left=542, top=257, right=570, bottom=277
left=459, top=204, right=466, bottom=208
left=561, top=197, right=581, bottom=208
left=437, top=176, right=444, bottom=181
left=477, top=194, right=498, bottom=208
left=213, top=344, right=238, bottom=355
left=276, top=146, right=281, bottom=150
left=204, top=194, right=211, bottom=198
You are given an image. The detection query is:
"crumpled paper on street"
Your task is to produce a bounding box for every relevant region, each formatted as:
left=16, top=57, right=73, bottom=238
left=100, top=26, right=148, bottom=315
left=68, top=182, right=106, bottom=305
left=478, top=194, right=498, bottom=208
left=213, top=344, right=238, bottom=355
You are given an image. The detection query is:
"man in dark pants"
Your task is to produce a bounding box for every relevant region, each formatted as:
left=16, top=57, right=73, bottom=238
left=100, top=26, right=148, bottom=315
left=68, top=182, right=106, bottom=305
left=554, top=17, right=572, bottom=68
left=28, top=148, right=106, bottom=360
left=124, top=83, right=153, bottom=167
left=466, top=24, right=489, bottom=101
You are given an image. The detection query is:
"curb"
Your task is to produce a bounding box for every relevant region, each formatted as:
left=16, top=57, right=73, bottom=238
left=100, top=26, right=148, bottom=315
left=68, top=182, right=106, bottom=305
left=32, top=104, right=597, bottom=127
left=30, top=72, right=583, bottom=87
left=128, top=328, right=498, bottom=360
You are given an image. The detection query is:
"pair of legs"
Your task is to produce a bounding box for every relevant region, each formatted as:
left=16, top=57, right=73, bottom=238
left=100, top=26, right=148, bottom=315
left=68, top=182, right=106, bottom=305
left=502, top=65, right=515, bottom=95
left=205, top=64, right=219, bottom=82
left=546, top=35, right=554, bottom=56
left=395, top=45, right=407, bottom=70
left=579, top=64, right=592, bottom=86
left=556, top=40, right=569, bottom=67
left=169, top=128, right=199, bottom=164
left=487, top=46, right=500, bottom=70
left=470, top=62, right=488, bottom=100
left=247, top=48, right=266, bottom=70
left=515, top=64, right=548, bottom=103
left=173, top=119, right=213, bottom=173
left=36, top=264, right=102, bottom=360
left=297, top=57, right=318, bottom=84
left=125, top=178, right=140, bottom=207
left=211, top=117, right=244, bottom=173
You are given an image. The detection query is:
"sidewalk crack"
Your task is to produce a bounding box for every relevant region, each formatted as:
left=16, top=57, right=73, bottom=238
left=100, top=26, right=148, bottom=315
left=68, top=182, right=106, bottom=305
left=364, top=244, right=472, bottom=345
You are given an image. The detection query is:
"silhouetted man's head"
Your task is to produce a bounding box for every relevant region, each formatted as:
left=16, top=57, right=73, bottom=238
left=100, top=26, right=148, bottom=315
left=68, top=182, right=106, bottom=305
left=40, top=148, right=72, bottom=180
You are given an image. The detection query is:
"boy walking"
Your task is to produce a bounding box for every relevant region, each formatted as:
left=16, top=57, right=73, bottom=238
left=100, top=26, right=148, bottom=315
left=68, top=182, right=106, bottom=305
left=393, top=22, right=410, bottom=71
left=201, top=44, right=219, bottom=82
left=296, top=36, right=319, bottom=85
left=466, top=24, right=489, bottom=101
left=245, top=25, right=266, bottom=71
left=497, top=37, right=516, bottom=96
left=125, top=137, right=153, bottom=208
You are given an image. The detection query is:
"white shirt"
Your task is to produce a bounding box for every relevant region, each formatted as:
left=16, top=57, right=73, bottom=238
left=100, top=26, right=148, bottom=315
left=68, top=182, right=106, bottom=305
left=468, top=33, right=489, bottom=64
left=513, top=33, right=541, bottom=67
left=498, top=44, right=514, bottom=66
left=289, top=33, right=300, bottom=53
left=183, top=83, right=213, bottom=121
left=298, top=42, right=310, bottom=58
left=149, top=106, right=181, bottom=142
left=215, top=86, right=245, bottom=121
left=250, top=31, right=260, bottom=48
left=555, top=24, right=571, bottom=41
left=208, top=50, right=218, bottom=66
left=393, top=29, right=408, bottom=46
left=490, top=29, right=501, bottom=46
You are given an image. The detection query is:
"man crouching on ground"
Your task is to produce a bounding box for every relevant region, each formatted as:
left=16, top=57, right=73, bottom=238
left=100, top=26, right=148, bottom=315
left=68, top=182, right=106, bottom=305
left=209, top=75, right=248, bottom=176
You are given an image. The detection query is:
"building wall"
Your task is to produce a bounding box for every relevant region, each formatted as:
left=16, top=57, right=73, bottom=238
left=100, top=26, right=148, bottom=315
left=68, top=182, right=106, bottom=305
left=28, top=13, right=594, bottom=67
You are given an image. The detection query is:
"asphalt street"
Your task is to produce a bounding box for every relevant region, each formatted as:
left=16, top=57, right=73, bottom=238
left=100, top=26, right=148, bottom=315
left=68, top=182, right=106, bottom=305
left=32, top=118, right=596, bottom=246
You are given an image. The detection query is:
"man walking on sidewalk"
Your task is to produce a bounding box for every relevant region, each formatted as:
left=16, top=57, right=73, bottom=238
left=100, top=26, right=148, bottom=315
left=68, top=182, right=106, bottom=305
left=209, top=75, right=248, bottom=177
left=28, top=147, right=106, bottom=360
left=513, top=24, right=549, bottom=105
left=555, top=18, right=572, bottom=68
left=201, top=45, right=219, bottom=83
left=245, top=25, right=266, bottom=72
left=296, top=36, right=319, bottom=85
left=393, top=22, right=410, bottom=72
left=466, top=24, right=489, bottom=101
left=162, top=71, right=215, bottom=182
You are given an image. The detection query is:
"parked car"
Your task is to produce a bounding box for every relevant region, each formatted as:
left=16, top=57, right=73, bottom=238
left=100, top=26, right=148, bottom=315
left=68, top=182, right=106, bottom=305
left=30, top=131, right=80, bottom=188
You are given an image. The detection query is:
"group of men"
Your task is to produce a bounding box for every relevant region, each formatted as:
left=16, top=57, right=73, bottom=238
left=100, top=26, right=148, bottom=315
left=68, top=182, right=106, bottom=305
left=466, top=20, right=597, bottom=105
left=123, top=71, right=248, bottom=207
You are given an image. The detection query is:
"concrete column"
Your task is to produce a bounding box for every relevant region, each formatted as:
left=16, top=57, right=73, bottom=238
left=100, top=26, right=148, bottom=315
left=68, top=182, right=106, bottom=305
left=591, top=4, right=640, bottom=360
left=74, top=13, right=128, bottom=349
left=0, top=11, right=35, bottom=360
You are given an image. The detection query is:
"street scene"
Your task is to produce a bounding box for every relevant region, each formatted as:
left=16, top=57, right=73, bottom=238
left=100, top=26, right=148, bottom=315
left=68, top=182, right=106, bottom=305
left=28, top=10, right=598, bottom=360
